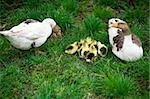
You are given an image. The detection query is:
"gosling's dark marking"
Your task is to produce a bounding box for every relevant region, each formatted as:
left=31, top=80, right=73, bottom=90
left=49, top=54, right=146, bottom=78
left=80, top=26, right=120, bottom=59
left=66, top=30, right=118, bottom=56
left=78, top=49, right=82, bottom=56
left=66, top=46, right=73, bottom=50
left=100, top=47, right=107, bottom=55
left=84, top=51, right=89, bottom=56
left=79, top=49, right=82, bottom=54
left=94, top=45, right=98, bottom=50
left=87, top=53, right=94, bottom=60
left=31, top=42, right=35, bottom=48
left=88, top=44, right=91, bottom=47
left=78, top=44, right=82, bottom=49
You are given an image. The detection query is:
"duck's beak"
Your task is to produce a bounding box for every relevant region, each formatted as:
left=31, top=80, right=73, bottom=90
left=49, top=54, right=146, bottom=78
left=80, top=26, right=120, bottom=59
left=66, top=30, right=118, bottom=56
left=111, top=23, right=118, bottom=28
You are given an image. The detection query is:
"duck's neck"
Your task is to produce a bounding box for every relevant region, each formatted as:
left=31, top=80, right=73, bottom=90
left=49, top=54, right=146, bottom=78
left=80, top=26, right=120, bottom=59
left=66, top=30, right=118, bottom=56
left=122, top=28, right=132, bottom=36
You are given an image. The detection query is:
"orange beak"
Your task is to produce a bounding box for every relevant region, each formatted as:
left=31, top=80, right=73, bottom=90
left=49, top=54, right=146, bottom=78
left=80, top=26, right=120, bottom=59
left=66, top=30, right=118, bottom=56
left=111, top=23, right=118, bottom=28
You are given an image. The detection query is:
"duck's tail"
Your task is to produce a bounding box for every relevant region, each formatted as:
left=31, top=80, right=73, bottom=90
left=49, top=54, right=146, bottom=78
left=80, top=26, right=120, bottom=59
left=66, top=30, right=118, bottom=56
left=0, top=31, right=10, bottom=36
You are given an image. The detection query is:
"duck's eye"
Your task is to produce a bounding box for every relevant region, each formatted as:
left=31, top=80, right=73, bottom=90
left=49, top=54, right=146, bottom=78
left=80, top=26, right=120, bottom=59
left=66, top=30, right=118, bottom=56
left=110, top=22, right=113, bottom=24
left=115, top=20, right=118, bottom=22
left=119, top=23, right=124, bottom=25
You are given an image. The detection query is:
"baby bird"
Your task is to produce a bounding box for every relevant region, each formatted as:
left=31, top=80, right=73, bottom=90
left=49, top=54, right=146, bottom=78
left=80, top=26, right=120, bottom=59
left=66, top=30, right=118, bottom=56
left=85, top=37, right=95, bottom=46
left=77, top=39, right=85, bottom=52
left=79, top=41, right=90, bottom=58
left=65, top=42, right=78, bottom=54
left=108, top=18, right=143, bottom=61
left=85, top=43, right=98, bottom=62
left=65, top=37, right=108, bottom=62
left=97, top=41, right=108, bottom=57
left=0, top=18, right=57, bottom=50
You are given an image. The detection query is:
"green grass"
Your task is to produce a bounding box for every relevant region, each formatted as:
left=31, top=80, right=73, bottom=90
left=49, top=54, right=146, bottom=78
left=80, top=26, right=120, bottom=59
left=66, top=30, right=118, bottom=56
left=83, top=15, right=103, bottom=35
left=0, top=0, right=149, bottom=98
left=93, top=72, right=139, bottom=97
left=94, top=6, right=116, bottom=21
left=60, top=0, right=79, bottom=16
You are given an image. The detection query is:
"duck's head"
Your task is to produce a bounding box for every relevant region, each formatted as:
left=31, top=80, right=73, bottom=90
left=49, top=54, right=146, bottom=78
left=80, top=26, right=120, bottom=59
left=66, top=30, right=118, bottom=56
left=85, top=37, right=93, bottom=43
left=108, top=18, right=131, bottom=34
left=108, top=18, right=126, bottom=28
left=85, top=52, right=95, bottom=62
left=77, top=39, right=84, bottom=51
left=43, top=18, right=56, bottom=28
left=65, top=42, right=78, bottom=54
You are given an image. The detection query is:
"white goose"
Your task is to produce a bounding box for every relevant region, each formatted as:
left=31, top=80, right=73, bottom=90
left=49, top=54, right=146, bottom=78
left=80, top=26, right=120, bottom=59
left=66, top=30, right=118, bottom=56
left=0, top=18, right=57, bottom=50
left=108, top=18, right=143, bottom=61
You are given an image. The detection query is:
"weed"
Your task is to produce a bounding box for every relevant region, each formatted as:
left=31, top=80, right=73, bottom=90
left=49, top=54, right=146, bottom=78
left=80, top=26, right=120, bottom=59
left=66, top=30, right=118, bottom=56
left=61, top=0, right=79, bottom=15
left=83, top=15, right=105, bottom=37
left=94, top=6, right=116, bottom=21
left=123, top=7, right=148, bottom=24
left=95, top=0, right=116, bottom=8
left=47, top=9, right=74, bottom=31
left=93, top=72, right=139, bottom=97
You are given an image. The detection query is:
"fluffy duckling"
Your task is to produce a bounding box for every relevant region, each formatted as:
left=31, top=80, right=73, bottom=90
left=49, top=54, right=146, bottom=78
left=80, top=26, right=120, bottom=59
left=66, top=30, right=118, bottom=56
left=97, top=42, right=108, bottom=57
left=78, top=42, right=90, bottom=58
left=85, top=37, right=95, bottom=46
left=77, top=39, right=85, bottom=52
left=85, top=44, right=98, bottom=62
left=0, top=18, right=57, bottom=50
left=108, top=18, right=143, bottom=61
left=86, top=52, right=95, bottom=62
left=65, top=42, right=78, bottom=54
left=65, top=37, right=108, bottom=62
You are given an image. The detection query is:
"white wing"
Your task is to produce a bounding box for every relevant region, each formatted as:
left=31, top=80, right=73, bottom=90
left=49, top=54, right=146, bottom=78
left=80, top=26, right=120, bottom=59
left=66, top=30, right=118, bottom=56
left=9, top=22, right=52, bottom=40
left=9, top=19, right=40, bottom=34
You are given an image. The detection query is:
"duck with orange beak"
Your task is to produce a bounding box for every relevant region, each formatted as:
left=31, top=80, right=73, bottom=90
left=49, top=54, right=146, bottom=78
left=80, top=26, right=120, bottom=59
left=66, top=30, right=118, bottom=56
left=108, top=18, right=143, bottom=61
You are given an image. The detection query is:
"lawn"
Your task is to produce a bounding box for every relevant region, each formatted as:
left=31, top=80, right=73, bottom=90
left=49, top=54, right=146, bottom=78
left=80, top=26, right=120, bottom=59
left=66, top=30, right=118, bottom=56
left=0, top=0, right=149, bottom=98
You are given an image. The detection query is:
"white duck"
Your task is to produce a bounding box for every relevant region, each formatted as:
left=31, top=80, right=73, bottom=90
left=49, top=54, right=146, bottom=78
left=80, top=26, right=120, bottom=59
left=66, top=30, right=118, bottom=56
left=108, top=18, right=143, bottom=61
left=0, top=18, right=57, bottom=50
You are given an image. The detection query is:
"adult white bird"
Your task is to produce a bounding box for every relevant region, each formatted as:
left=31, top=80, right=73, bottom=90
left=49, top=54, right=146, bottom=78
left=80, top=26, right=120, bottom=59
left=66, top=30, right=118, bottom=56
left=0, top=18, right=57, bottom=50
left=108, top=18, right=143, bottom=61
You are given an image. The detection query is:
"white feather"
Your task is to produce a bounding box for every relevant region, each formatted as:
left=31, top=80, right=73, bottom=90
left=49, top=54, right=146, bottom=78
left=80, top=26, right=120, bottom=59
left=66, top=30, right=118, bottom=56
left=108, top=27, right=120, bottom=46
